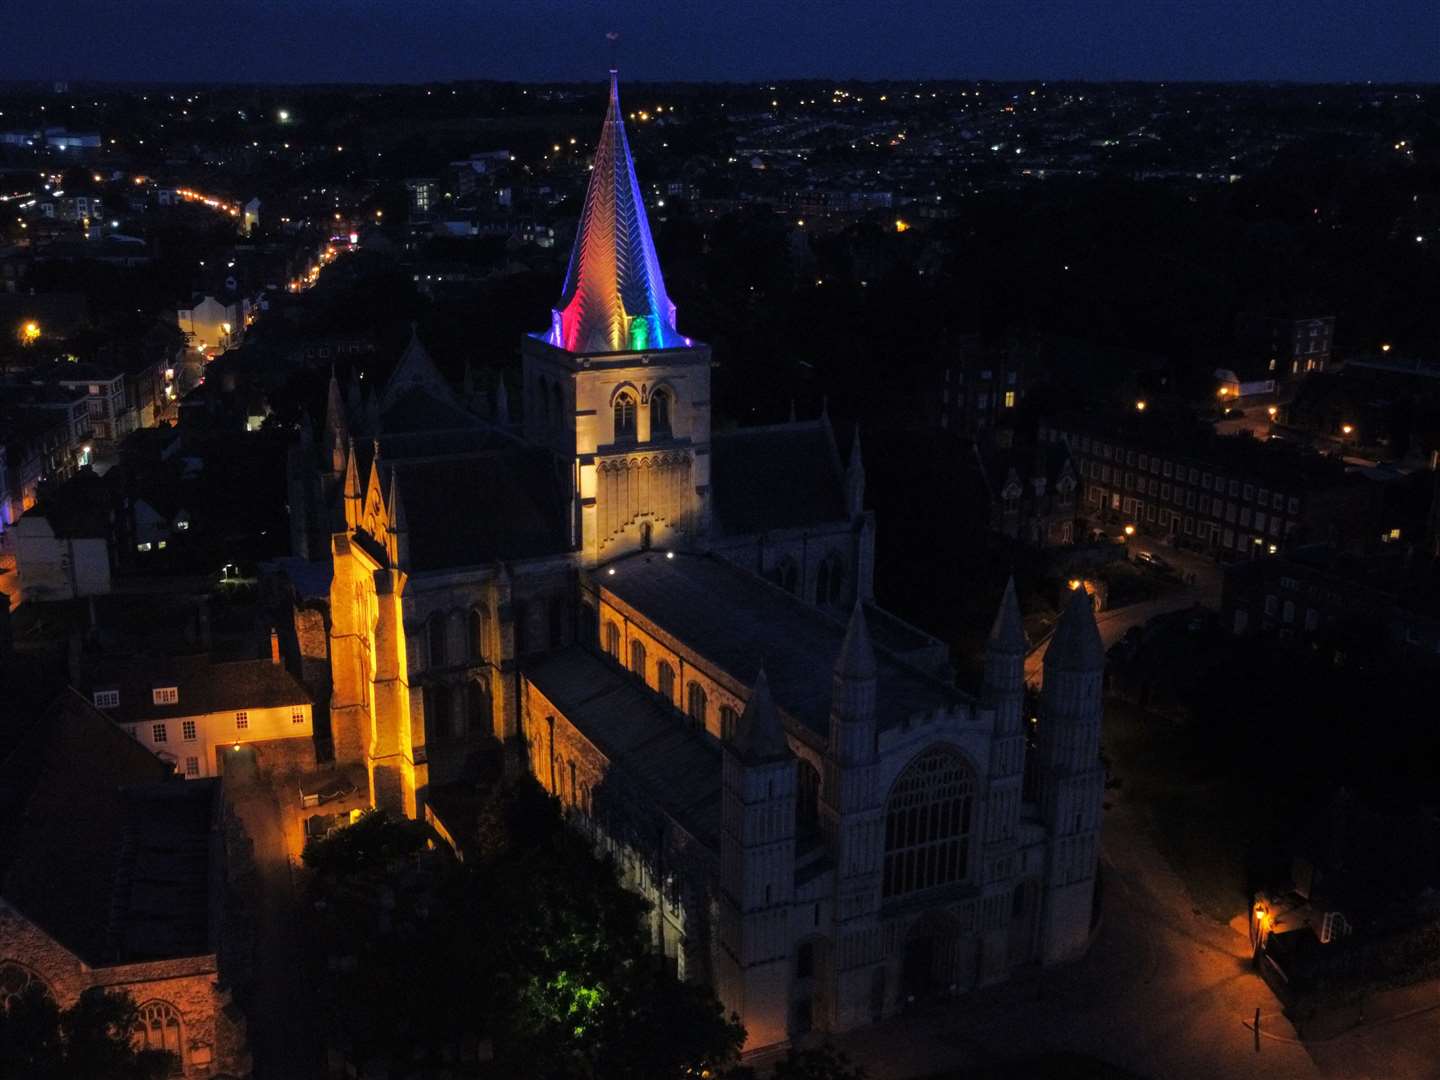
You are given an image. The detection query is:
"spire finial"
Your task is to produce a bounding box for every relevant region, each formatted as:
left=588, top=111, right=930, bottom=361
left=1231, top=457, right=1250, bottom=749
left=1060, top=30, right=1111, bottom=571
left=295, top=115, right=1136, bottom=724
left=606, top=31, right=620, bottom=83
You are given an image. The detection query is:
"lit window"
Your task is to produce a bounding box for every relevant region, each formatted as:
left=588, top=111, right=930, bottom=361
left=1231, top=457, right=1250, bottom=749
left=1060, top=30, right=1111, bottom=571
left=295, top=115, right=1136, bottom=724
left=613, top=392, right=637, bottom=442
left=235, top=711, right=249, bottom=730
left=182, top=720, right=196, bottom=741
left=152, top=686, right=178, bottom=705
left=93, top=689, right=119, bottom=709
left=1003, top=390, right=1016, bottom=408
left=136, top=541, right=152, bottom=552
left=184, top=757, right=199, bottom=777
left=152, top=723, right=167, bottom=743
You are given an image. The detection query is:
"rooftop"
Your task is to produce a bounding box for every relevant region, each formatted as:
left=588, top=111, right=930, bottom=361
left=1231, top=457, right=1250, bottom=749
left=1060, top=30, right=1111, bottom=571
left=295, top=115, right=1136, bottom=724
left=86, top=652, right=311, bottom=723
left=710, top=419, right=847, bottom=534
left=602, top=552, right=967, bottom=738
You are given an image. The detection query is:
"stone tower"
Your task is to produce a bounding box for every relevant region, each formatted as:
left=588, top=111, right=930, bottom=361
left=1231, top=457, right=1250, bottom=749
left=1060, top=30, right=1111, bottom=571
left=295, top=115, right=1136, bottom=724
left=1037, top=585, right=1105, bottom=963
left=718, top=668, right=797, bottom=1052
left=820, top=603, right=885, bottom=1030
left=520, top=70, right=711, bottom=566
left=978, top=577, right=1029, bottom=978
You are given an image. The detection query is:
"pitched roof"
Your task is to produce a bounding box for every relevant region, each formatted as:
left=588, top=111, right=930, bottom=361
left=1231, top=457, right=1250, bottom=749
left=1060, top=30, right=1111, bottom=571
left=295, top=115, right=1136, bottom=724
left=85, top=653, right=311, bottom=724
left=710, top=420, right=847, bottom=534
left=390, top=448, right=571, bottom=570
left=525, top=646, right=723, bottom=849
left=0, top=690, right=205, bottom=966
left=379, top=326, right=466, bottom=416
left=1046, top=585, right=1104, bottom=672
left=542, top=72, right=688, bottom=355
left=603, top=553, right=968, bottom=738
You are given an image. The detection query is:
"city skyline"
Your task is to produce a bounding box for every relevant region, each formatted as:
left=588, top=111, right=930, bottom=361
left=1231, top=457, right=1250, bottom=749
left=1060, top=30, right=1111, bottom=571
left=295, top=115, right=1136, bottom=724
left=8, top=0, right=1440, bottom=85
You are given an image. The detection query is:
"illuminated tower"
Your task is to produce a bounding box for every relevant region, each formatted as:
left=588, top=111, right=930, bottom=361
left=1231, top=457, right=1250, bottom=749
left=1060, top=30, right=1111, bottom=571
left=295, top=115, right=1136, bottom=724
left=522, top=70, right=711, bottom=565
left=1037, top=585, right=1105, bottom=964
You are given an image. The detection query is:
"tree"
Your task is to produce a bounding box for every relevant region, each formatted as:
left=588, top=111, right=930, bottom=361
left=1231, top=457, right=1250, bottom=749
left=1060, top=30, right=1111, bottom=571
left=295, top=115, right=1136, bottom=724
left=0, top=984, right=174, bottom=1080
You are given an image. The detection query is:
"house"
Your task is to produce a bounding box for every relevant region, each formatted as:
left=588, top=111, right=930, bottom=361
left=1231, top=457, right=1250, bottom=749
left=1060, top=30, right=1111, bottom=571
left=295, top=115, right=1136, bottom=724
left=85, top=643, right=315, bottom=781
left=0, top=691, right=249, bottom=1077
left=973, top=429, right=1079, bottom=546
left=6, top=470, right=113, bottom=604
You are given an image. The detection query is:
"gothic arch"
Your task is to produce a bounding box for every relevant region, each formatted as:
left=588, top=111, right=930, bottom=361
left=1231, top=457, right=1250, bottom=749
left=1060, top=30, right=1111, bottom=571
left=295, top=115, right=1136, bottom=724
left=815, top=550, right=846, bottom=607
left=0, top=960, right=53, bottom=1009
left=131, top=999, right=185, bottom=1070
left=881, top=745, right=976, bottom=900
left=607, top=380, right=643, bottom=407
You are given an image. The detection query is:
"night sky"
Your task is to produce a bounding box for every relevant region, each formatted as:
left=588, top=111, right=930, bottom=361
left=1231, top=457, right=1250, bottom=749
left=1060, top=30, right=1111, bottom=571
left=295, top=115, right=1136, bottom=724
left=10, top=0, right=1440, bottom=84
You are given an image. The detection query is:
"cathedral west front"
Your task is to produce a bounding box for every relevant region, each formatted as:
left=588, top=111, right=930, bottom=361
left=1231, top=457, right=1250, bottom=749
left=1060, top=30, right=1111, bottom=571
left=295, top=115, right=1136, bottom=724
left=294, top=70, right=1105, bottom=1055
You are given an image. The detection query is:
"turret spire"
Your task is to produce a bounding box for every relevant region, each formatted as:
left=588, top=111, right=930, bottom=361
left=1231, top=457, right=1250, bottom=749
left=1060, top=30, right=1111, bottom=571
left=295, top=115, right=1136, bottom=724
left=988, top=576, right=1027, bottom=654
left=546, top=71, right=682, bottom=354
left=732, top=666, right=791, bottom=763
left=1046, top=585, right=1104, bottom=672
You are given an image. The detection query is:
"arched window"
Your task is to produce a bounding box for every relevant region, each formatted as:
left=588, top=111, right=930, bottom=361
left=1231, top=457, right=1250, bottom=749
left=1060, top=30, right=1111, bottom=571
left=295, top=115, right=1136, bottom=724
left=720, top=704, right=739, bottom=740
left=0, top=962, right=51, bottom=1010
left=604, top=621, right=621, bottom=661
left=427, top=613, right=448, bottom=669
left=686, top=682, right=708, bottom=729
left=797, top=758, right=822, bottom=834
left=651, top=389, right=672, bottom=438
left=466, top=677, right=491, bottom=737
left=614, top=392, right=637, bottom=443
left=816, top=553, right=845, bottom=606
left=776, top=557, right=799, bottom=596
left=132, top=1000, right=184, bottom=1072
left=657, top=660, right=676, bottom=704
left=882, top=747, right=974, bottom=899
left=468, top=607, right=487, bottom=662
left=630, top=639, right=647, bottom=679
left=425, top=684, right=454, bottom=743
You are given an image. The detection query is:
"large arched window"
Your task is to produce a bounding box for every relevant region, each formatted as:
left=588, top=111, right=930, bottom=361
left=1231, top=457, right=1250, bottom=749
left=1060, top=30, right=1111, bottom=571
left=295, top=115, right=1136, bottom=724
left=882, top=747, right=974, bottom=899
left=650, top=389, right=672, bottom=438
left=657, top=660, right=676, bottom=705
left=604, top=621, right=621, bottom=661
left=719, top=704, right=739, bottom=741
left=132, top=1000, right=184, bottom=1073
left=686, top=682, right=708, bottom=729
left=630, top=639, right=647, bottom=679
left=427, top=612, right=448, bottom=669
left=614, top=392, right=637, bottom=443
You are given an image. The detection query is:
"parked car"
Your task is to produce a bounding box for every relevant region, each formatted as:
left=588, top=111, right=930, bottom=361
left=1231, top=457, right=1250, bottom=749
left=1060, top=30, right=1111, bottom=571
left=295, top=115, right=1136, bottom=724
left=1134, top=550, right=1174, bottom=574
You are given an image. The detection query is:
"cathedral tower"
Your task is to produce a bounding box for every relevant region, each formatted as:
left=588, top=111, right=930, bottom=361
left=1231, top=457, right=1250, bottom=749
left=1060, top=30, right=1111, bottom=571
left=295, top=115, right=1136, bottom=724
left=718, top=668, right=797, bottom=1052
left=1037, top=585, right=1105, bottom=964
left=521, top=70, right=712, bottom=565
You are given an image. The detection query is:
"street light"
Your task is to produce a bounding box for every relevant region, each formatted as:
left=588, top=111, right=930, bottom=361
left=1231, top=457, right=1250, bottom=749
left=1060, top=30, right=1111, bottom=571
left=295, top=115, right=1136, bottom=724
left=20, top=320, right=40, bottom=345
left=1341, top=423, right=1354, bottom=437
left=1123, top=524, right=1135, bottom=538
left=1267, top=405, right=1278, bottom=418
left=1135, top=399, right=1147, bottom=412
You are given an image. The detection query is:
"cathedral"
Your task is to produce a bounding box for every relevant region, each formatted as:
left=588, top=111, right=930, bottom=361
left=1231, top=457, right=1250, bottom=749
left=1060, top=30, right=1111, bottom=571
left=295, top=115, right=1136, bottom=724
left=292, top=71, right=1105, bottom=1054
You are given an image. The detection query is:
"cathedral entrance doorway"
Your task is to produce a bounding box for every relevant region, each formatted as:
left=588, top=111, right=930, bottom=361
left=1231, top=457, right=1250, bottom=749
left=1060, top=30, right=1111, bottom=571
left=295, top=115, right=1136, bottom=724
left=900, top=909, right=962, bottom=1001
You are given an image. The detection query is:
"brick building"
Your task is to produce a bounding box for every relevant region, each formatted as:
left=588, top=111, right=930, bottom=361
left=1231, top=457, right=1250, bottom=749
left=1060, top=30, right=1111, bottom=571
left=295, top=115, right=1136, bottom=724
left=0, top=691, right=248, bottom=1077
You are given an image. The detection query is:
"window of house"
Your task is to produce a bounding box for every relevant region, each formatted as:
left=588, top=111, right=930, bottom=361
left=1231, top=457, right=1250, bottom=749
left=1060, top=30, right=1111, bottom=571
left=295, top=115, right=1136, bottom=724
left=613, top=392, right=637, bottom=442
left=185, top=757, right=199, bottom=777
left=152, top=723, right=167, bottom=743
left=650, top=389, right=672, bottom=437
left=1264, top=595, right=1278, bottom=616
left=686, top=682, right=707, bottom=729
left=93, top=689, right=119, bottom=709
left=657, top=660, right=676, bottom=705
left=182, top=720, right=196, bottom=741
left=1003, top=390, right=1015, bottom=408
left=630, top=639, right=647, bottom=680
left=152, top=686, right=178, bottom=705
left=720, top=705, right=739, bottom=741
left=292, top=709, right=306, bottom=724
left=235, top=712, right=248, bottom=730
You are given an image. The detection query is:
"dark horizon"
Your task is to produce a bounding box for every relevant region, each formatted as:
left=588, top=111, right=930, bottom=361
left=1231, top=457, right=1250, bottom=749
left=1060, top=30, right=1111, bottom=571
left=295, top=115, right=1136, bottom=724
left=9, top=0, right=1440, bottom=86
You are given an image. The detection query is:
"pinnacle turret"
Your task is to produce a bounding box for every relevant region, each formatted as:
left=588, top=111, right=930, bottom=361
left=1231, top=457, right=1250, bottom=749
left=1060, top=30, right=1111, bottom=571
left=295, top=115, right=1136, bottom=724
left=987, top=576, right=1027, bottom=654
left=1046, top=585, right=1104, bottom=672
left=731, top=667, right=791, bottom=764
left=835, top=600, right=877, bottom=681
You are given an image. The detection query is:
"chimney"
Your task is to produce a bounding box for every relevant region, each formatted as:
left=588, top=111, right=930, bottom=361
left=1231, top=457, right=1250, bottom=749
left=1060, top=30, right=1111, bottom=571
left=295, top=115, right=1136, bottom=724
left=270, top=627, right=282, bottom=665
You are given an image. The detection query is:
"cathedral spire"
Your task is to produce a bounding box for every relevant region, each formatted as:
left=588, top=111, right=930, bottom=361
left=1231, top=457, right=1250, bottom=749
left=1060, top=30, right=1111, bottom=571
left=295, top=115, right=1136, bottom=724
left=324, top=366, right=348, bottom=474
left=547, top=70, right=683, bottom=354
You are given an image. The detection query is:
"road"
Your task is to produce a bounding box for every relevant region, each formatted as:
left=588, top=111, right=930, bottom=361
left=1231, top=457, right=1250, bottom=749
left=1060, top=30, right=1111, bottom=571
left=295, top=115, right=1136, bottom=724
left=1024, top=546, right=1225, bottom=685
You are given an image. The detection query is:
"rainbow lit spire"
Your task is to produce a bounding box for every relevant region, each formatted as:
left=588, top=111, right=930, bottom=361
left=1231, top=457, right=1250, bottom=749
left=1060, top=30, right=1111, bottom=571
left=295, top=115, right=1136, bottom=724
left=546, top=70, right=684, bottom=354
